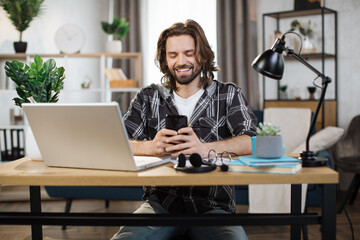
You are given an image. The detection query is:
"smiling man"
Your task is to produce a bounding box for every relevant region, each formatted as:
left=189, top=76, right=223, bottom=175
left=111, top=19, right=257, bottom=240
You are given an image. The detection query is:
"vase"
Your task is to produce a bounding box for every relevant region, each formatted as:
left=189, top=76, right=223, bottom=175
left=14, top=42, right=27, bottom=53
left=307, top=86, right=316, bottom=100
left=279, top=91, right=288, bottom=100
left=254, top=135, right=285, bottom=159
left=25, top=126, right=42, bottom=161
left=105, top=40, right=122, bottom=53
left=302, top=37, right=316, bottom=53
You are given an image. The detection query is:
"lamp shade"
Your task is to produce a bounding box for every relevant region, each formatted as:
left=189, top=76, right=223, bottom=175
left=252, top=49, right=284, bottom=80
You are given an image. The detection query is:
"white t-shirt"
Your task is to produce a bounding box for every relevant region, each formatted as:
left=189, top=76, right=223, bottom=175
left=173, top=88, right=205, bottom=121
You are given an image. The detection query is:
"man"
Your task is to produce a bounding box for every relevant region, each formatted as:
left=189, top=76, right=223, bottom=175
left=111, top=19, right=257, bottom=240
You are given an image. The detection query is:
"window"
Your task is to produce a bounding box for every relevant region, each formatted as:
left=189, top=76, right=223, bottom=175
left=141, top=0, right=217, bottom=85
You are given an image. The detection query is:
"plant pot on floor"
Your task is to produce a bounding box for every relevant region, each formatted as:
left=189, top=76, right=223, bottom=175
left=14, top=42, right=27, bottom=53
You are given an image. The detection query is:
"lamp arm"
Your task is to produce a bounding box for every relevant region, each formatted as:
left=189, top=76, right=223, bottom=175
left=287, top=50, right=325, bottom=79
left=287, top=50, right=332, bottom=152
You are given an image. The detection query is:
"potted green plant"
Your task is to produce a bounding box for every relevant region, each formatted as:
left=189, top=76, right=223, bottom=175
left=289, top=20, right=316, bottom=53
left=255, top=122, right=284, bottom=158
left=4, top=55, right=65, bottom=160
left=4, top=55, right=65, bottom=107
left=101, top=17, right=129, bottom=52
left=279, top=85, right=288, bottom=100
left=0, top=0, right=45, bottom=53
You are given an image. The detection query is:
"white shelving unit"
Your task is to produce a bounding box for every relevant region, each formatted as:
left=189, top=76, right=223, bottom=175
left=0, top=52, right=142, bottom=125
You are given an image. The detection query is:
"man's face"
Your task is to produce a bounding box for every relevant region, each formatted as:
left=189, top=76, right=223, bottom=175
left=165, top=35, right=201, bottom=85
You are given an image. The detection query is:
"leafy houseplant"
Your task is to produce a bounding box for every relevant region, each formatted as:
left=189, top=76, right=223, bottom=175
left=101, top=17, right=129, bottom=52
left=0, top=0, right=45, bottom=53
left=255, top=122, right=284, bottom=158
left=4, top=55, right=65, bottom=107
left=289, top=20, right=313, bottom=39
left=101, top=17, right=130, bottom=40
left=279, top=85, right=288, bottom=100
left=289, top=20, right=316, bottom=52
left=4, top=55, right=65, bottom=160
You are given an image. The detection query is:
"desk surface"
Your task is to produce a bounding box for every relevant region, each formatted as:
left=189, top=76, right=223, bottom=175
left=0, top=157, right=338, bottom=186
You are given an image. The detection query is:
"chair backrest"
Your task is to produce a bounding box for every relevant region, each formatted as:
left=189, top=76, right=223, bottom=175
left=264, top=108, right=311, bottom=154
left=328, top=115, right=360, bottom=160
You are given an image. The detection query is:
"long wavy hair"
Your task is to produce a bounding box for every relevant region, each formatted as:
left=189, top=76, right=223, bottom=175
left=155, top=19, right=218, bottom=91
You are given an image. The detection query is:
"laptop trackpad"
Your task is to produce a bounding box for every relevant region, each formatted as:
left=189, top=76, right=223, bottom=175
left=134, top=156, right=170, bottom=169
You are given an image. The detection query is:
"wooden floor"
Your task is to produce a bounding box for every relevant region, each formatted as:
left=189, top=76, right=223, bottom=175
left=0, top=186, right=359, bottom=240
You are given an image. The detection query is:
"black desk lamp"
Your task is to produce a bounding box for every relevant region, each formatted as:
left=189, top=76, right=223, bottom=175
left=252, top=32, right=331, bottom=167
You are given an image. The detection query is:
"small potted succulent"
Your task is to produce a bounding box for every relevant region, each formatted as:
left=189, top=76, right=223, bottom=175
left=279, top=85, right=288, bottom=100
left=255, top=122, right=284, bottom=158
left=0, top=0, right=45, bottom=53
left=4, top=55, right=65, bottom=160
left=101, top=17, right=129, bottom=53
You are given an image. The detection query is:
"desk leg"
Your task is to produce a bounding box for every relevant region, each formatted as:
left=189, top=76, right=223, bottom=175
left=30, top=186, right=43, bottom=240
left=290, top=184, right=301, bottom=240
left=322, top=184, right=336, bottom=240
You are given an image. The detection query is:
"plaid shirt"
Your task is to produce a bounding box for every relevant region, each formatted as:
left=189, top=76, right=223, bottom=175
left=123, top=80, right=257, bottom=213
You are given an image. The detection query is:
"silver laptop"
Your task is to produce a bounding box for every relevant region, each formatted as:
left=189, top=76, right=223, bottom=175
left=22, top=102, right=170, bottom=171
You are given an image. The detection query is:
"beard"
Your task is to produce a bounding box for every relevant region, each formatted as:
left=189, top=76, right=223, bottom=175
left=170, top=64, right=202, bottom=85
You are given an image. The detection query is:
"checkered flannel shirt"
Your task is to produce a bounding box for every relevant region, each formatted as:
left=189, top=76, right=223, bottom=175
left=123, top=80, right=257, bottom=213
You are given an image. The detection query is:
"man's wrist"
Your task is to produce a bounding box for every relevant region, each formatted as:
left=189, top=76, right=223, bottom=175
left=130, top=140, right=153, bottom=156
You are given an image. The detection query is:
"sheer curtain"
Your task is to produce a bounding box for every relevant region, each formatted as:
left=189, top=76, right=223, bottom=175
left=217, top=0, right=260, bottom=109
left=113, top=0, right=141, bottom=111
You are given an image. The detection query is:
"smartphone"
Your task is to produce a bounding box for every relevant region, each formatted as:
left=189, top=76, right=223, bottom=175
left=165, top=114, right=188, bottom=131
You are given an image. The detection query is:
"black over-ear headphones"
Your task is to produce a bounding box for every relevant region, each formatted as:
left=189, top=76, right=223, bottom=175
left=175, top=151, right=229, bottom=173
left=175, top=153, right=216, bottom=173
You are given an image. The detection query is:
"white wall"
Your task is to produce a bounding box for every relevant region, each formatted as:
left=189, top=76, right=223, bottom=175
left=0, top=0, right=109, bottom=54
left=141, top=0, right=217, bottom=86
left=256, top=0, right=360, bottom=130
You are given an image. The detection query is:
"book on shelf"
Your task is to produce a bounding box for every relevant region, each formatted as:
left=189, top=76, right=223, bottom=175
left=226, top=155, right=302, bottom=174
left=105, top=68, right=128, bottom=81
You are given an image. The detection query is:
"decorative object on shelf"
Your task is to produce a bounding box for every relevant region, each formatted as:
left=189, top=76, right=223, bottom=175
left=9, top=108, right=24, bottom=125
left=105, top=68, right=136, bottom=88
left=0, top=0, right=45, bottom=53
left=294, top=0, right=323, bottom=11
left=81, top=76, right=92, bottom=89
left=254, top=122, right=284, bottom=159
left=307, top=86, right=316, bottom=100
left=279, top=85, right=288, bottom=100
left=4, top=55, right=65, bottom=160
left=55, top=24, right=86, bottom=54
left=101, top=17, right=129, bottom=53
left=289, top=20, right=316, bottom=53
left=252, top=31, right=331, bottom=167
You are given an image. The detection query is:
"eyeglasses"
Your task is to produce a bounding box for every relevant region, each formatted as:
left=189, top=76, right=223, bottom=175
left=205, top=149, right=236, bottom=166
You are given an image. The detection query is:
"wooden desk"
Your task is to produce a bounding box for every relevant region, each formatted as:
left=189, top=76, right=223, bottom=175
left=0, top=157, right=339, bottom=240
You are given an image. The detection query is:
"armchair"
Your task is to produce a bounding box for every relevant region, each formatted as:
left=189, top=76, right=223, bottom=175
left=327, top=115, right=360, bottom=213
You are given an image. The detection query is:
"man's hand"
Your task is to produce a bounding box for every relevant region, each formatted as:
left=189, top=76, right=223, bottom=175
left=130, top=129, right=178, bottom=157
left=165, top=127, right=208, bottom=157
left=130, top=127, right=252, bottom=158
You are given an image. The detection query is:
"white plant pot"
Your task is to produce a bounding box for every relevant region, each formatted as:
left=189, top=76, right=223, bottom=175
left=303, top=37, right=314, bottom=50
left=105, top=40, right=122, bottom=53
left=25, top=126, right=42, bottom=161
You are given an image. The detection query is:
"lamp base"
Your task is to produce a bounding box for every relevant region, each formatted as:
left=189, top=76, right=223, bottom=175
left=300, top=151, right=328, bottom=167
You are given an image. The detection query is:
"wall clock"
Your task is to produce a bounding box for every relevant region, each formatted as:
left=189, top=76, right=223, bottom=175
left=55, top=24, right=85, bottom=54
